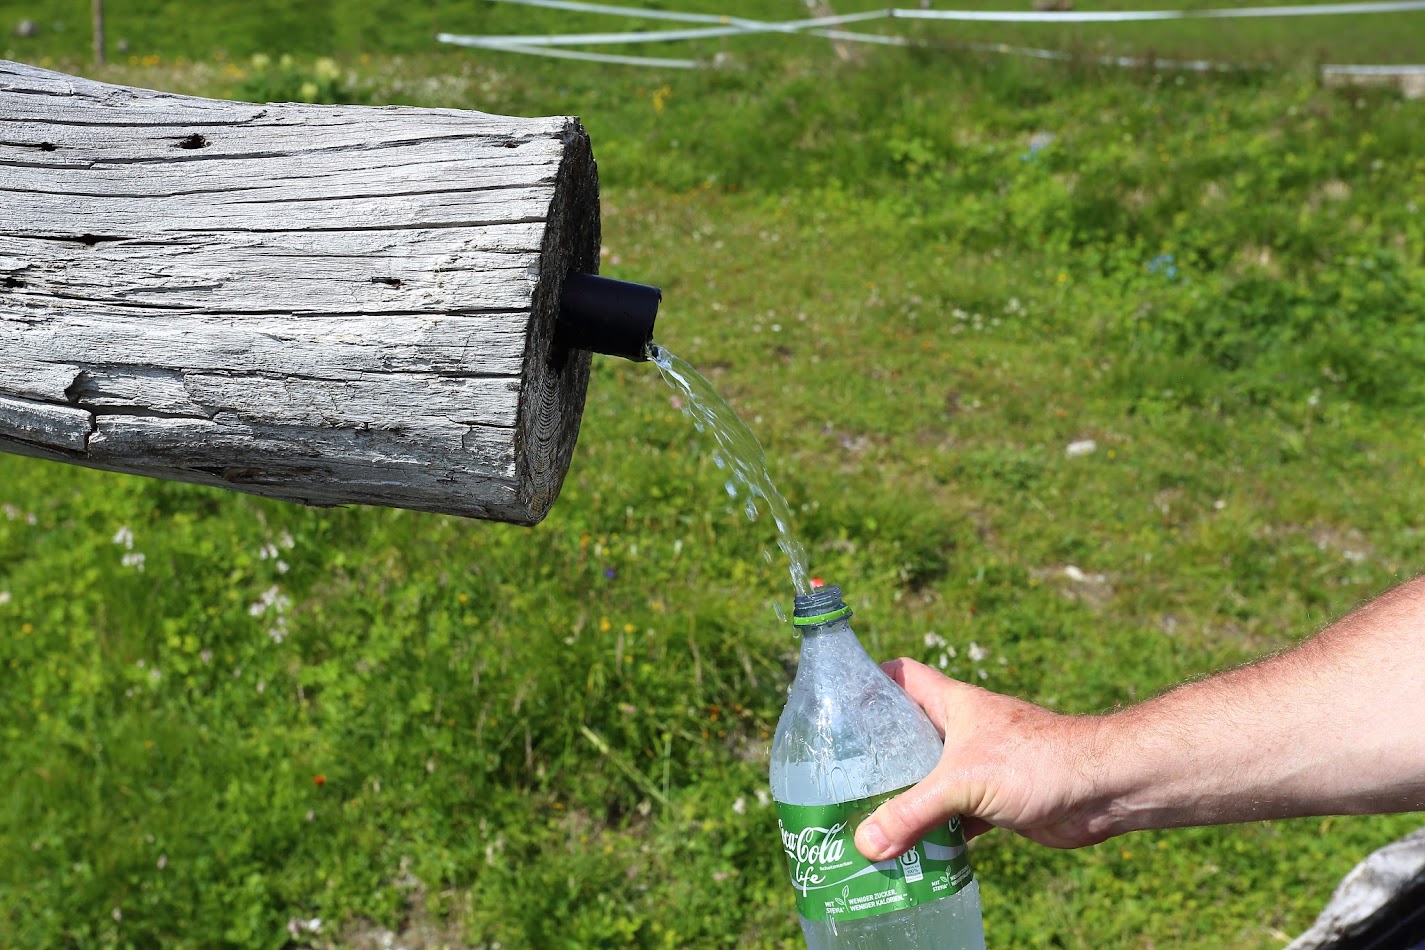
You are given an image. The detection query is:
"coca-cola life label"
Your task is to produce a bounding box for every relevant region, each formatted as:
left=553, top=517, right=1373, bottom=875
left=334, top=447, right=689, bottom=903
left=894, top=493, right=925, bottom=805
left=775, top=787, right=973, bottom=922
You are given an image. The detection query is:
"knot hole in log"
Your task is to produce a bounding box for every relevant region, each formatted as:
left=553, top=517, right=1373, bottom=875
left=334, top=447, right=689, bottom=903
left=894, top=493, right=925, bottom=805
left=175, top=133, right=209, bottom=149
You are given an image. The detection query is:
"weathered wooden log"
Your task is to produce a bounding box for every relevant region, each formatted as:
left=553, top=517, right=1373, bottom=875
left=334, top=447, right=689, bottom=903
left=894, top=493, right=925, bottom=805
left=0, top=60, right=657, bottom=525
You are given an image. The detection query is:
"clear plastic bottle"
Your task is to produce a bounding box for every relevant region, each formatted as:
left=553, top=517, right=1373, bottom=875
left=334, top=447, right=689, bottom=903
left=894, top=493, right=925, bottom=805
left=769, top=585, right=986, bottom=949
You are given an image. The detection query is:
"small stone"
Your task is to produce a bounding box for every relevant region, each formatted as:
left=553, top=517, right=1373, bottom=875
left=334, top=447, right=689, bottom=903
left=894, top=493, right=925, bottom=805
left=1065, top=439, right=1097, bottom=458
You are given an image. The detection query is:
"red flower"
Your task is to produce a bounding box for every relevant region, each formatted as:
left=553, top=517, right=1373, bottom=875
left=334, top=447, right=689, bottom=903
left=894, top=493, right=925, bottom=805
left=313, top=775, right=326, bottom=786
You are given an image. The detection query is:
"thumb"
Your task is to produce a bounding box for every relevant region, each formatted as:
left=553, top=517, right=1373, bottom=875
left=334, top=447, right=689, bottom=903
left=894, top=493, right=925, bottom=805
left=854, top=764, right=965, bottom=862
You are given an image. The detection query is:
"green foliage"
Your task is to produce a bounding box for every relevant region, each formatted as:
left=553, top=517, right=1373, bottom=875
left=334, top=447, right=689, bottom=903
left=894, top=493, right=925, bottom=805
left=233, top=54, right=363, bottom=104
left=3, top=8, right=1425, bottom=948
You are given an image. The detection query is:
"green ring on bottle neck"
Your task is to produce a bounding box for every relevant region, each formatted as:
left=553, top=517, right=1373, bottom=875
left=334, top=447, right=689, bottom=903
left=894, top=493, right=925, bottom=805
left=792, top=605, right=853, bottom=627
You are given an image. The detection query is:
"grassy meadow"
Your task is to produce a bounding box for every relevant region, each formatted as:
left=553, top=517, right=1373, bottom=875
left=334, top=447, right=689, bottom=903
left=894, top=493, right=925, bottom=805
left=3, top=1, right=1425, bottom=946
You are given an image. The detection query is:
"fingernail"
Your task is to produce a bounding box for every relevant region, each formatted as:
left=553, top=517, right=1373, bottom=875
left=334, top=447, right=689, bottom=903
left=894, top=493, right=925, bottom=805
left=856, top=817, right=890, bottom=859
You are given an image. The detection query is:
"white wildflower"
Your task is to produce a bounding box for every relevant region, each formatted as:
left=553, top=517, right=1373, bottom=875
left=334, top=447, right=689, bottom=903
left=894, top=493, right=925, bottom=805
left=121, top=552, right=146, bottom=571
left=968, top=641, right=988, bottom=663
left=278, top=530, right=295, bottom=549
left=0, top=591, right=10, bottom=606
left=923, top=631, right=947, bottom=649
left=287, top=914, right=321, bottom=935
left=156, top=854, right=167, bottom=870
left=248, top=585, right=290, bottom=617
left=732, top=796, right=747, bottom=816
left=755, top=788, right=770, bottom=808
left=112, top=526, right=134, bottom=549
left=1065, top=439, right=1097, bottom=458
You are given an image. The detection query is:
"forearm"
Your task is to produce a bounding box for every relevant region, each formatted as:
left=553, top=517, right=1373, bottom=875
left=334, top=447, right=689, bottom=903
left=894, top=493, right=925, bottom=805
left=1084, top=576, right=1425, bottom=838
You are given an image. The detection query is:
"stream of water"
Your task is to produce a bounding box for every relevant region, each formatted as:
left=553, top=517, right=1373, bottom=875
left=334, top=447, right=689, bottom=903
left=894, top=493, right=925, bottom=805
left=649, top=344, right=811, bottom=598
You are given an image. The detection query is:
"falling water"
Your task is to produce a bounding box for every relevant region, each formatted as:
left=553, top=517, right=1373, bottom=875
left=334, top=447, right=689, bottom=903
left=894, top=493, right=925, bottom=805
left=649, top=344, right=811, bottom=596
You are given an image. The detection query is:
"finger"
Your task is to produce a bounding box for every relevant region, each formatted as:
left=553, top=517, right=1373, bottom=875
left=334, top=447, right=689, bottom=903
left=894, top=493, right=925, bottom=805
left=853, top=761, right=967, bottom=862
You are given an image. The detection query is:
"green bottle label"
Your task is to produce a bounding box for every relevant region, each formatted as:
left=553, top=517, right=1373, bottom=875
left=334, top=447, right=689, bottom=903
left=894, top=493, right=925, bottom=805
left=776, top=787, right=974, bottom=922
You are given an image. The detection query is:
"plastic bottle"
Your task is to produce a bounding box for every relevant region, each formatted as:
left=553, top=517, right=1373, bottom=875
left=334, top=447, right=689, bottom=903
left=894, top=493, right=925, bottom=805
left=769, top=584, right=986, bottom=949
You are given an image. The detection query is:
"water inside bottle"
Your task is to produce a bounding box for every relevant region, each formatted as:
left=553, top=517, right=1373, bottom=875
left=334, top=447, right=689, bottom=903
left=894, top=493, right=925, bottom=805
left=648, top=343, right=811, bottom=596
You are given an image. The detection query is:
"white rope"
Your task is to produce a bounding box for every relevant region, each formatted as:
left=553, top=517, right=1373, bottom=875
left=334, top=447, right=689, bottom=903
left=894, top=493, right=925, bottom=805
left=439, top=0, right=1425, bottom=71
left=443, top=38, right=702, bottom=67
left=467, top=0, right=1425, bottom=30
left=439, top=8, right=901, bottom=48
left=892, top=0, right=1425, bottom=22
left=1320, top=62, right=1425, bottom=73
left=442, top=25, right=748, bottom=46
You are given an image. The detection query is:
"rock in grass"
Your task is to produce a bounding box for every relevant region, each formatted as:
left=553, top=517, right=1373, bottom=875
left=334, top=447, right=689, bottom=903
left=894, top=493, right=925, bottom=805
left=1288, top=829, right=1425, bottom=948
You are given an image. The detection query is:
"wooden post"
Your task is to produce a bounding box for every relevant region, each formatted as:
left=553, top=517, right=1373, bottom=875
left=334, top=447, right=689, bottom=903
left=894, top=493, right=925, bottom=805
left=0, top=60, right=606, bottom=525
left=92, top=0, right=106, bottom=65
left=803, top=0, right=857, bottom=62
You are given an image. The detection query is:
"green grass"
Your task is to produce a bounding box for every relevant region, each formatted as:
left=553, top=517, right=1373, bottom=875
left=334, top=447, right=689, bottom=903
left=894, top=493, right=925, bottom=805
left=3, top=5, right=1425, bottom=947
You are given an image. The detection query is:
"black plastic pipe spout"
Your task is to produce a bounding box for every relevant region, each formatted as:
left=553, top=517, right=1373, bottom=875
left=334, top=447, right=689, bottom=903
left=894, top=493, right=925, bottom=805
left=556, top=272, right=662, bottom=362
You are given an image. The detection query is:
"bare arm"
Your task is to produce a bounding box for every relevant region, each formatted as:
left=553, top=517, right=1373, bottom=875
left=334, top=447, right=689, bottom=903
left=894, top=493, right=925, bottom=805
left=854, top=576, right=1425, bottom=861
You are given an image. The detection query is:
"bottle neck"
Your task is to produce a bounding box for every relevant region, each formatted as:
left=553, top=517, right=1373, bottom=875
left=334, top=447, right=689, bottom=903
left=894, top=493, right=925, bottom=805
left=793, top=617, right=873, bottom=677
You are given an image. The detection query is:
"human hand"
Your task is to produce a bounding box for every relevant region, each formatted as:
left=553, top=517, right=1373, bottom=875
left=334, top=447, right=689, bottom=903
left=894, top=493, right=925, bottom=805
left=853, top=658, right=1111, bottom=861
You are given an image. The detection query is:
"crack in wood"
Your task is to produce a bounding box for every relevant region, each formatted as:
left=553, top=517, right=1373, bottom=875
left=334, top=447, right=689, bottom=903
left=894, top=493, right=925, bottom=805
left=0, top=140, right=60, bottom=151
left=0, top=158, right=97, bottom=170
left=0, top=182, right=271, bottom=200
left=81, top=131, right=560, bottom=165
left=12, top=233, right=133, bottom=246
left=63, top=369, right=87, bottom=404
left=223, top=179, right=555, bottom=205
